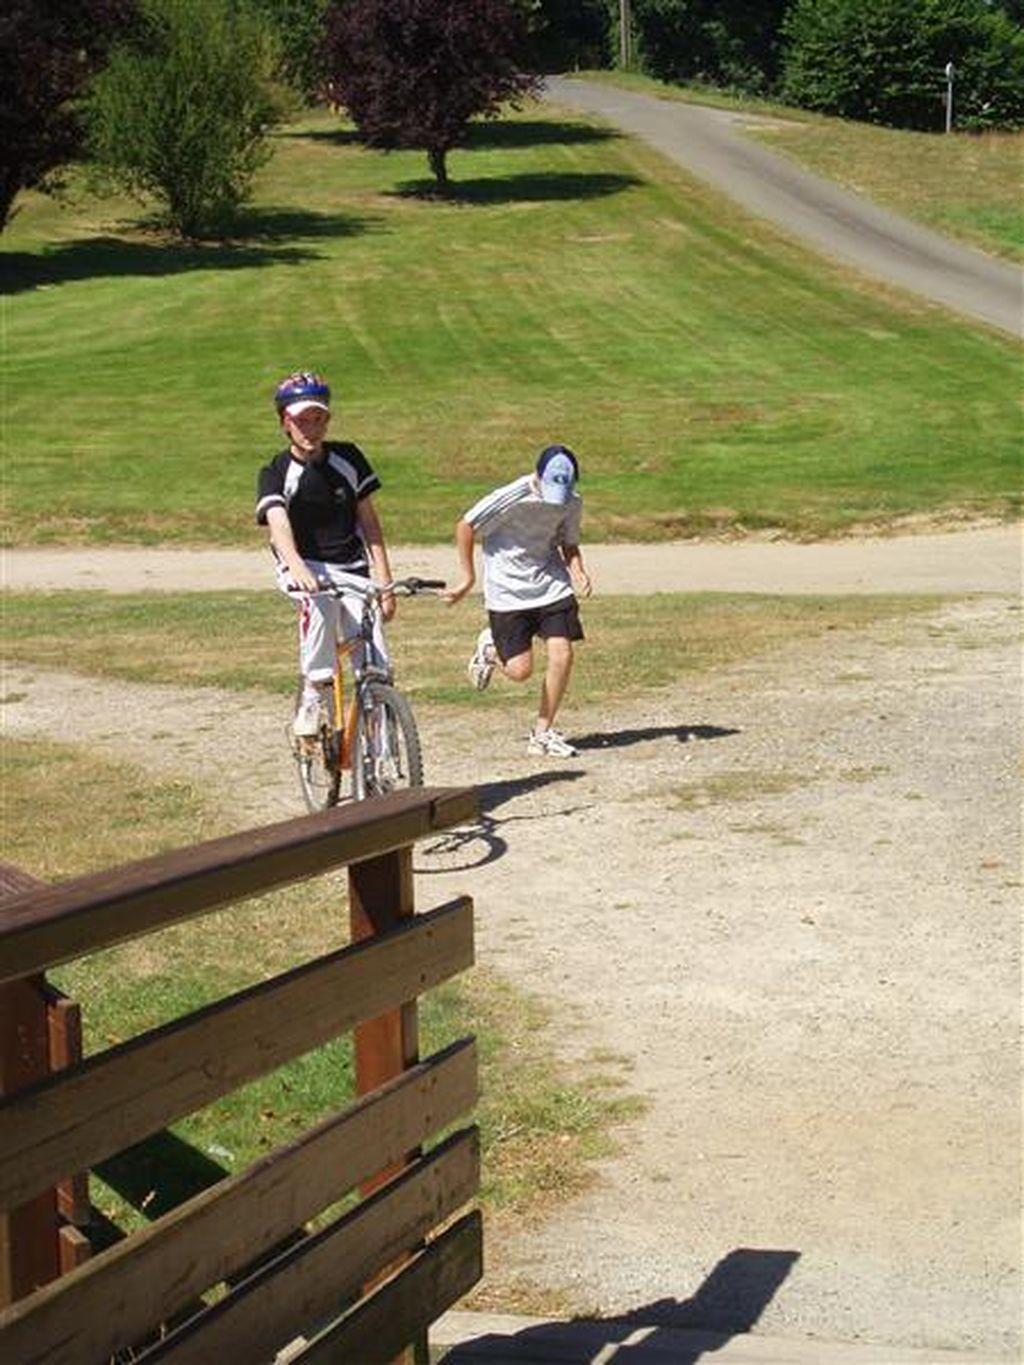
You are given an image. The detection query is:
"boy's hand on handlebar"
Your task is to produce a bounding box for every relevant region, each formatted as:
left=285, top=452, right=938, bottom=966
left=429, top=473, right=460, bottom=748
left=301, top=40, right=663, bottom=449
left=290, top=563, right=321, bottom=594
left=379, top=589, right=397, bottom=621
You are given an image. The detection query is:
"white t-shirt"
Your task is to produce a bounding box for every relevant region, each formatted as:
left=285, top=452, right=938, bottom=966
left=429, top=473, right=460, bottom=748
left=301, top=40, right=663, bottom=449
left=463, top=475, right=582, bottom=612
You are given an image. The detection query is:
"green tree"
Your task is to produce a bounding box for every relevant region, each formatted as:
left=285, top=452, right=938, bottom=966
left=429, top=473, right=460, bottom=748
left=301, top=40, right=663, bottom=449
left=322, top=0, right=541, bottom=191
left=0, top=0, right=134, bottom=233
left=632, top=0, right=791, bottom=94
left=87, top=0, right=283, bottom=238
left=248, top=0, right=331, bottom=101
left=524, top=0, right=612, bottom=72
left=782, top=0, right=1024, bottom=131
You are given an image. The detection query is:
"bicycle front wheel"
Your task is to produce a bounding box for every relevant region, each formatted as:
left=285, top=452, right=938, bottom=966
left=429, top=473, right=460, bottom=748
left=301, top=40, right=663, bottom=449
left=353, top=682, right=423, bottom=800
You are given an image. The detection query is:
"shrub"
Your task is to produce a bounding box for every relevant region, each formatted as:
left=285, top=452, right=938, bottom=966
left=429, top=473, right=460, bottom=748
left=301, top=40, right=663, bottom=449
left=782, top=0, right=1024, bottom=132
left=87, top=0, right=283, bottom=238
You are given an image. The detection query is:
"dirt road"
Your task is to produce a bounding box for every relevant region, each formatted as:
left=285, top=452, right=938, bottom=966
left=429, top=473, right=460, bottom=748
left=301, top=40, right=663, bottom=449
left=2, top=534, right=1020, bottom=1358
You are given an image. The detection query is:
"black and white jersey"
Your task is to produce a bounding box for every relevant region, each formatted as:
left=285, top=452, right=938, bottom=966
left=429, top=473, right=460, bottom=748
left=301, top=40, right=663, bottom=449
left=256, top=441, right=381, bottom=566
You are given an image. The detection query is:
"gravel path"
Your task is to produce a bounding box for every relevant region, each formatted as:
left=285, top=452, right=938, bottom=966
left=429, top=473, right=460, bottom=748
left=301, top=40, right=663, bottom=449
left=3, top=525, right=1020, bottom=596
left=2, top=535, right=1020, bottom=1357
left=545, top=78, right=1023, bottom=338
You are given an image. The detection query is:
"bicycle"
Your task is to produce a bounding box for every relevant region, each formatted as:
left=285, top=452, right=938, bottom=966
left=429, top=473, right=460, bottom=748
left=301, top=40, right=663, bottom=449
left=286, top=574, right=445, bottom=812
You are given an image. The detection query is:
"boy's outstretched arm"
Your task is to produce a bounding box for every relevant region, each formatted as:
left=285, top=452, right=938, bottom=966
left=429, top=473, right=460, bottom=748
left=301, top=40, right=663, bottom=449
left=562, top=543, right=592, bottom=597
left=442, top=519, right=477, bottom=605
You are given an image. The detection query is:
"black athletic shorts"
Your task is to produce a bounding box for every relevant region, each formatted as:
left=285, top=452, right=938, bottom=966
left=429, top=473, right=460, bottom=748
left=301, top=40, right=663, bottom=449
left=488, top=595, right=584, bottom=662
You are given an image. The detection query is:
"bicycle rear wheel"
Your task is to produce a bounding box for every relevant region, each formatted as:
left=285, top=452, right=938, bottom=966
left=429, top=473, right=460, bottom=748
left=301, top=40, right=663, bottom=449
left=292, top=683, right=342, bottom=812
left=353, top=682, right=423, bottom=799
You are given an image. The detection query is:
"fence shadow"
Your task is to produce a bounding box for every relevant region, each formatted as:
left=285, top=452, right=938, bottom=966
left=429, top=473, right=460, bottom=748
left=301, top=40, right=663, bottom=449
left=574, top=723, right=740, bottom=751
left=415, top=769, right=587, bottom=875
left=445, top=1247, right=800, bottom=1362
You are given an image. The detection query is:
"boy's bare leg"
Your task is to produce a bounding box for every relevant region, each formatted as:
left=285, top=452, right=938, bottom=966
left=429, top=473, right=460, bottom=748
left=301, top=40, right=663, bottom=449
left=502, top=650, right=533, bottom=684
left=536, top=637, right=574, bottom=733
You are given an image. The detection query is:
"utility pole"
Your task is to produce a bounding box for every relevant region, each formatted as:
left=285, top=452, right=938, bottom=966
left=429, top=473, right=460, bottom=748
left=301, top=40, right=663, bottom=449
left=619, top=0, right=631, bottom=70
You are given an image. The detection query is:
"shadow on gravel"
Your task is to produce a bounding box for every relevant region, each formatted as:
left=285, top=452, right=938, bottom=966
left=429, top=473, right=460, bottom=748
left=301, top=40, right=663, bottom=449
left=415, top=770, right=587, bottom=875
left=574, top=723, right=740, bottom=751
left=444, top=1247, right=800, bottom=1362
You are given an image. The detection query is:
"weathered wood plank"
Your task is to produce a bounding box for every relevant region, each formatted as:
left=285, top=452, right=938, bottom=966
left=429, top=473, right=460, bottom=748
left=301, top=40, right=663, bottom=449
left=137, top=1129, right=480, bottom=1364
left=0, top=1043, right=477, bottom=1365
left=291, top=1211, right=484, bottom=1365
left=0, top=898, right=474, bottom=1212
left=0, top=788, right=479, bottom=985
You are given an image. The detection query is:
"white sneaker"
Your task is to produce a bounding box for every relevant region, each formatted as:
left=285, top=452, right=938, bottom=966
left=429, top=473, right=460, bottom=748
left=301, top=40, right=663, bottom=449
left=292, top=695, right=323, bottom=737
left=526, top=727, right=578, bottom=758
left=467, top=626, right=498, bottom=690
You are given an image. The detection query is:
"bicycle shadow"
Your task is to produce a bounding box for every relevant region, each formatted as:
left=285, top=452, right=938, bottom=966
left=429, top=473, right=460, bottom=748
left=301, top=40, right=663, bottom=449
left=415, top=770, right=587, bottom=874
left=574, top=723, right=739, bottom=751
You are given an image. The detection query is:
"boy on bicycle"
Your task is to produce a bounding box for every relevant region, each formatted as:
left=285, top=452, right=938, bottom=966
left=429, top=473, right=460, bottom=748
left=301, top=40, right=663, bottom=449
left=256, top=371, right=396, bottom=736
left=444, top=444, right=592, bottom=758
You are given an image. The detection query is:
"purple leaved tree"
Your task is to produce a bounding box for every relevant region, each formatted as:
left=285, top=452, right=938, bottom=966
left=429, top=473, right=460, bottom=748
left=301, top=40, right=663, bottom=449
left=322, top=0, right=541, bottom=192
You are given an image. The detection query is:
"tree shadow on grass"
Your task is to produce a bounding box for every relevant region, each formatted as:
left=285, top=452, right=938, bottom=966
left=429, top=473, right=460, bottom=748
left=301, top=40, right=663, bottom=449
left=392, top=169, right=642, bottom=205
left=283, top=119, right=618, bottom=153
left=278, top=126, right=364, bottom=148
left=463, top=118, right=620, bottom=150
left=0, top=209, right=372, bottom=295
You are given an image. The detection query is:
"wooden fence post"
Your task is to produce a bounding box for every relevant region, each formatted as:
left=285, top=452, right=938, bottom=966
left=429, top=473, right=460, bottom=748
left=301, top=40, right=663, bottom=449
left=0, top=865, right=60, bottom=1307
left=348, top=846, right=419, bottom=1190
left=348, top=844, right=425, bottom=1365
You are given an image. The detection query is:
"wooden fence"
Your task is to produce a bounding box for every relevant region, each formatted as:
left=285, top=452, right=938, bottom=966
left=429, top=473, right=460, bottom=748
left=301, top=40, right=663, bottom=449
left=0, top=786, right=482, bottom=1364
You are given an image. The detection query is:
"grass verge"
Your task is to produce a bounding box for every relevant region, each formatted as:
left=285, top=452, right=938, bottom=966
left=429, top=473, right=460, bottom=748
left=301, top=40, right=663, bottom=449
left=1, top=588, right=940, bottom=709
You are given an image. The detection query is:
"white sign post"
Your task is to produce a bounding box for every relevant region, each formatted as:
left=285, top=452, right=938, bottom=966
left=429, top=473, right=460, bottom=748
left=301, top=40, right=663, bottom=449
left=945, top=61, right=956, bottom=133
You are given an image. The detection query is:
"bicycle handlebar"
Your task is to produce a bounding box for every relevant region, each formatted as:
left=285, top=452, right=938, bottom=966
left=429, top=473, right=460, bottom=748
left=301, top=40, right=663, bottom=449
left=286, top=573, right=446, bottom=599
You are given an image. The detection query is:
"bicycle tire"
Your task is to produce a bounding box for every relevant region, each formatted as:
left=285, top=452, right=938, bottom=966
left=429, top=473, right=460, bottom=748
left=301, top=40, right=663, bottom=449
left=292, top=679, right=342, bottom=812
left=353, top=681, right=424, bottom=800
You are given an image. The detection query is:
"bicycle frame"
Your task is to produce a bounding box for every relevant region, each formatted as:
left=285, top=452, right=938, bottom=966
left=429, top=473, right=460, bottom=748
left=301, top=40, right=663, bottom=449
left=328, top=594, right=392, bottom=770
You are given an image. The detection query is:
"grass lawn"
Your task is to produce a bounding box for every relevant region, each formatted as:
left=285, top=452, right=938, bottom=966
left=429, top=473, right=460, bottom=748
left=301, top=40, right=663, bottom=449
left=0, top=735, right=633, bottom=1233
left=1, top=105, right=1019, bottom=548
left=576, top=70, right=1024, bottom=261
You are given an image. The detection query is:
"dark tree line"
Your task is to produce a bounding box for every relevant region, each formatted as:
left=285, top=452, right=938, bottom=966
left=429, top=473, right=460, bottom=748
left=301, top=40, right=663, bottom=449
left=0, top=0, right=135, bottom=232
left=2, top=0, right=1022, bottom=235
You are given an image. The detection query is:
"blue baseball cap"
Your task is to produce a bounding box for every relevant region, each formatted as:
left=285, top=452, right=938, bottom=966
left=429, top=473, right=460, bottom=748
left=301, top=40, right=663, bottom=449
left=536, top=444, right=579, bottom=505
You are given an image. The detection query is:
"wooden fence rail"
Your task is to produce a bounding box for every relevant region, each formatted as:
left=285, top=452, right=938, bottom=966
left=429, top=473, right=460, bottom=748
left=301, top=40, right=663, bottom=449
left=0, top=786, right=482, bottom=1365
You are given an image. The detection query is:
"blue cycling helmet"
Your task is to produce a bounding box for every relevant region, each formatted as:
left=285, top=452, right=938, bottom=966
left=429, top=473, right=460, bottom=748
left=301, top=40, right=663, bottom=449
left=274, top=371, right=331, bottom=417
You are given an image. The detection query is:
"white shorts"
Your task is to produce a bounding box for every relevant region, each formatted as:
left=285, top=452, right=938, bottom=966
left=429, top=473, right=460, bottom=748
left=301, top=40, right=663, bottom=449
left=275, top=558, right=389, bottom=684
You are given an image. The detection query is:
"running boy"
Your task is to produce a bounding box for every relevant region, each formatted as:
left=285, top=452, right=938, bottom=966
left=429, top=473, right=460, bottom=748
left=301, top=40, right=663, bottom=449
left=443, top=444, right=592, bottom=758
left=256, top=370, right=396, bottom=736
